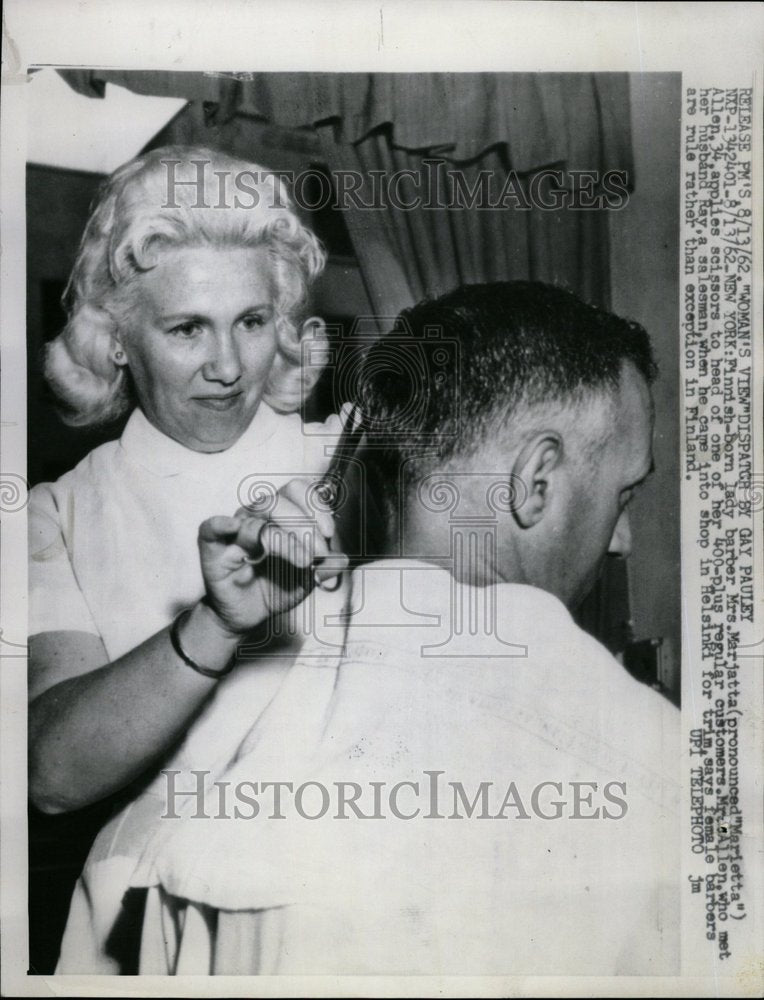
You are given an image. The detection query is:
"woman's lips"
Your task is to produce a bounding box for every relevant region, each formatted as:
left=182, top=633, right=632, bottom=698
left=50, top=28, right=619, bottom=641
left=193, top=392, right=243, bottom=411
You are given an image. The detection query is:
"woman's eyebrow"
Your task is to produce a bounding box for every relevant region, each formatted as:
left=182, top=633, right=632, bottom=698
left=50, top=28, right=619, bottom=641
left=160, top=312, right=210, bottom=324
left=160, top=303, right=274, bottom=324
left=160, top=302, right=273, bottom=323
left=234, top=303, right=274, bottom=319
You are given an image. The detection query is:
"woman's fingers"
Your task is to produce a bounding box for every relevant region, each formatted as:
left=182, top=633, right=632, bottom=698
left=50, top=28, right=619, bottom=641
left=234, top=515, right=268, bottom=564
left=234, top=494, right=322, bottom=570
left=238, top=477, right=337, bottom=546
left=279, top=477, right=335, bottom=539
left=198, top=515, right=242, bottom=545
left=272, top=484, right=349, bottom=588
left=259, top=521, right=312, bottom=569
left=198, top=516, right=260, bottom=581
left=207, top=474, right=349, bottom=587
left=313, top=552, right=350, bottom=588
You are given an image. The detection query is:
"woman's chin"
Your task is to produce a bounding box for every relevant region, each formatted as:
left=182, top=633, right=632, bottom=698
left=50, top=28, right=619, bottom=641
left=187, top=425, right=249, bottom=452
left=166, top=411, right=257, bottom=453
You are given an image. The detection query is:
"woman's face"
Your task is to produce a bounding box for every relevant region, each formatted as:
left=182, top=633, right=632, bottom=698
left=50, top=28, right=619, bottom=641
left=119, top=245, right=281, bottom=452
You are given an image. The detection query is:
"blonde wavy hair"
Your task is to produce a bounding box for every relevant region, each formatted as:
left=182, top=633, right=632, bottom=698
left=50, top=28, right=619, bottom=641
left=45, top=145, right=328, bottom=426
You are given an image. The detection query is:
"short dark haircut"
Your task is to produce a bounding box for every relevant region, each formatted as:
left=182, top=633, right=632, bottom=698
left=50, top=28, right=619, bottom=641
left=356, top=281, right=656, bottom=493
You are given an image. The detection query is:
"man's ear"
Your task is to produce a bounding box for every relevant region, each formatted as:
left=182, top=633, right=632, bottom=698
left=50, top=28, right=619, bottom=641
left=511, top=431, right=563, bottom=528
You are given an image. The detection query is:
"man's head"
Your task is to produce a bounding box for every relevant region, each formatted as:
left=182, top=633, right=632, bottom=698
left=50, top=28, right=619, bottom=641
left=357, top=282, right=656, bottom=608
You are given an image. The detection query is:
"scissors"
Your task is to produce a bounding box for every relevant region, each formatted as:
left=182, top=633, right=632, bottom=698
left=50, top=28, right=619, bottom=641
left=312, top=402, right=365, bottom=512
left=309, top=402, right=365, bottom=588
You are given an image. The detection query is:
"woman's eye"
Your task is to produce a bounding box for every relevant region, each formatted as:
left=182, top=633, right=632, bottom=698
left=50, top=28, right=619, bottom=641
left=169, top=321, right=202, bottom=338
left=239, top=313, right=265, bottom=331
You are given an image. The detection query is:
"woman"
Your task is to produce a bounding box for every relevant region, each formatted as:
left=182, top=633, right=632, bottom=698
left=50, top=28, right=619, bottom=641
left=28, top=145, right=347, bottom=971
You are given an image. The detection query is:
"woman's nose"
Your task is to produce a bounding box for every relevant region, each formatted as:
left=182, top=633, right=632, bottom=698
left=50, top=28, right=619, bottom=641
left=203, top=331, right=242, bottom=384
left=608, top=509, right=632, bottom=557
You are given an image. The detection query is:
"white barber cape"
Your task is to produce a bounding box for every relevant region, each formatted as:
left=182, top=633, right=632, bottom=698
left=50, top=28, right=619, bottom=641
left=130, top=561, right=680, bottom=976
left=27, top=402, right=340, bottom=974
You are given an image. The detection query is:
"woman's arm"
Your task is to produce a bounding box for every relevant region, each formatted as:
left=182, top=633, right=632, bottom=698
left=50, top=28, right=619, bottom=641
left=29, top=480, right=346, bottom=814
left=29, top=602, right=239, bottom=814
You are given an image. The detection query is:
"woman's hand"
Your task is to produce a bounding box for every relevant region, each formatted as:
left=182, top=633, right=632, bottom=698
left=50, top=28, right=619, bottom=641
left=29, top=476, right=348, bottom=813
left=197, top=477, right=348, bottom=636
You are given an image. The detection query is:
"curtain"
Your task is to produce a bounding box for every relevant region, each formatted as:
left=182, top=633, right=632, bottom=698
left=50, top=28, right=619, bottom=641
left=59, top=70, right=632, bottom=169
left=317, top=127, right=614, bottom=318
left=59, top=69, right=632, bottom=314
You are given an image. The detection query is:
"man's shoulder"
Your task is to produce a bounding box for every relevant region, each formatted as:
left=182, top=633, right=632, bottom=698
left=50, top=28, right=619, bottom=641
left=567, top=623, right=680, bottom=797
left=342, top=571, right=679, bottom=800
left=492, top=580, right=677, bottom=716
left=575, top=621, right=679, bottom=721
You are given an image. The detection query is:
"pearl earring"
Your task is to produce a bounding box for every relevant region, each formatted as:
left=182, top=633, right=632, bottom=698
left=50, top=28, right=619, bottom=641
left=114, top=350, right=124, bottom=362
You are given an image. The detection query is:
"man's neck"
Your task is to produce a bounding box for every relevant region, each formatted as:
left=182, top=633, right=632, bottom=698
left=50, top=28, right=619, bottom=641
left=377, top=510, right=508, bottom=589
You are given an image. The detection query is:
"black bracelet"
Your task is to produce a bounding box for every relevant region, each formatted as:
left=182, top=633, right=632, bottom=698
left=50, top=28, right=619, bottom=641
left=169, top=608, right=236, bottom=679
